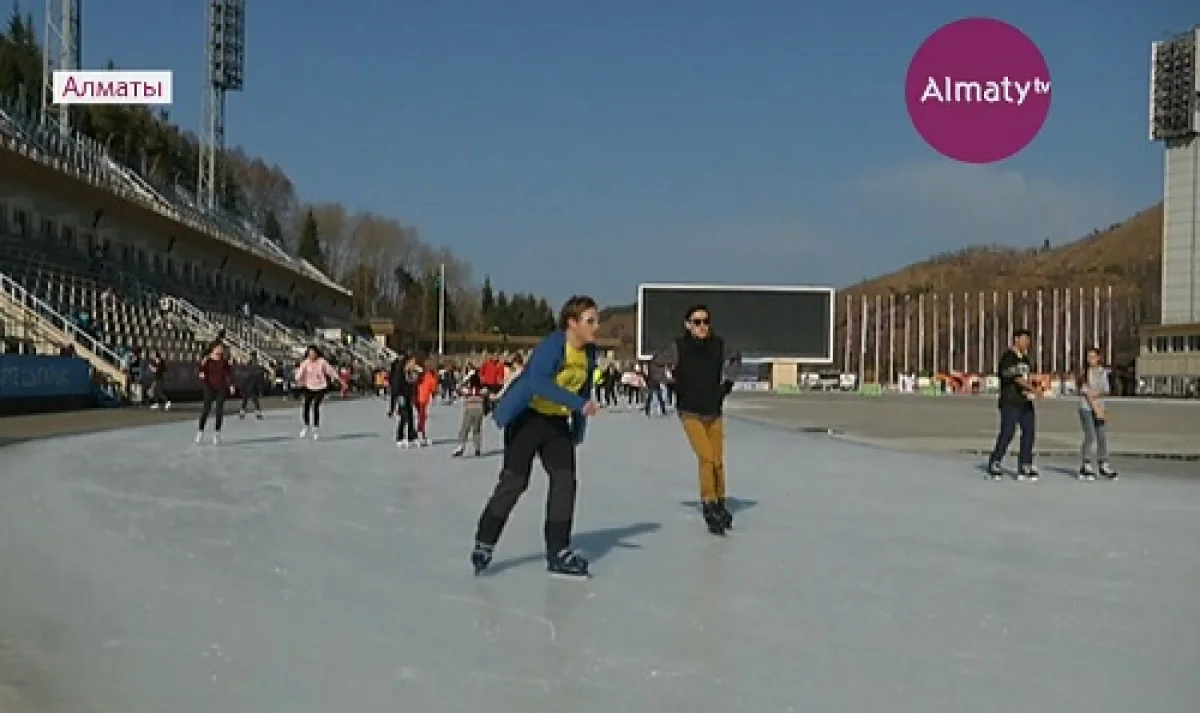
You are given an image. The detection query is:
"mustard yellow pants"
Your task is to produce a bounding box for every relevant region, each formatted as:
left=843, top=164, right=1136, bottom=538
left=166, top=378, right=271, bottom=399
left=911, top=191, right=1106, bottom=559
left=680, top=413, right=725, bottom=502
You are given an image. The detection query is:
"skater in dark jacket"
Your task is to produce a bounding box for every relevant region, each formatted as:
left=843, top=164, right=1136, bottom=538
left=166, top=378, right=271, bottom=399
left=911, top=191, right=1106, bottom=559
left=239, top=355, right=268, bottom=419
left=470, top=295, right=601, bottom=579
left=392, top=354, right=420, bottom=447
left=387, top=355, right=407, bottom=417
left=651, top=304, right=741, bottom=534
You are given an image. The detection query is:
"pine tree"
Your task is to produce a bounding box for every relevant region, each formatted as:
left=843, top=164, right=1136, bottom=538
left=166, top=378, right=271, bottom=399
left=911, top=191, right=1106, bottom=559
left=263, top=209, right=283, bottom=245
left=480, top=275, right=495, bottom=325
left=297, top=209, right=325, bottom=270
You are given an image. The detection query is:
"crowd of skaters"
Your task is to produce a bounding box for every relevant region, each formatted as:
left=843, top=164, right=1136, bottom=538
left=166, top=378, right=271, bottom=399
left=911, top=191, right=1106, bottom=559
left=179, top=293, right=1125, bottom=582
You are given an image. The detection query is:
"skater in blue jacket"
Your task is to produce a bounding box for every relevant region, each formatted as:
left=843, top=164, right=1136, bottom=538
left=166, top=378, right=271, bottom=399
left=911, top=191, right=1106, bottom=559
left=471, top=295, right=601, bottom=578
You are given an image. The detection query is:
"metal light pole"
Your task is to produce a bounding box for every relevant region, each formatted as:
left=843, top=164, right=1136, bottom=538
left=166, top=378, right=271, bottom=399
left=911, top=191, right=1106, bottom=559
left=437, top=262, right=446, bottom=356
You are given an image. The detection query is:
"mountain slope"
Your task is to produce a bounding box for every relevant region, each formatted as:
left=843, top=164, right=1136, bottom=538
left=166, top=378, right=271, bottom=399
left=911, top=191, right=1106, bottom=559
left=600, top=204, right=1162, bottom=364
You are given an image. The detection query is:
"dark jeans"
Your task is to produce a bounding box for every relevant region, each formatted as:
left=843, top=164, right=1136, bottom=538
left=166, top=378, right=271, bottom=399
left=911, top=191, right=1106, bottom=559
left=199, top=385, right=226, bottom=431
left=241, top=387, right=261, bottom=412
left=989, top=403, right=1036, bottom=466
left=395, top=396, right=416, bottom=441
left=302, top=388, right=325, bottom=427
left=475, top=410, right=577, bottom=555
left=644, top=385, right=667, bottom=415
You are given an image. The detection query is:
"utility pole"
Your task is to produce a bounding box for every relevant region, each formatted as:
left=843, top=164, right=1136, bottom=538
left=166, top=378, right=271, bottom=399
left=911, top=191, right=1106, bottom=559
left=437, top=263, right=446, bottom=356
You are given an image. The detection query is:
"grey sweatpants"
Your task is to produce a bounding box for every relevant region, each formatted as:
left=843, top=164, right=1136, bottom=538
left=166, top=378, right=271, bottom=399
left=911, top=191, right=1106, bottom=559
left=458, top=408, right=484, bottom=450
left=1078, top=409, right=1108, bottom=465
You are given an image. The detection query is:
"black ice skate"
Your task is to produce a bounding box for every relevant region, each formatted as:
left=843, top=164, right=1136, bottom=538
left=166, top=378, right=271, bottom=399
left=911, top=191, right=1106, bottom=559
left=1098, top=462, right=1118, bottom=480
left=986, top=462, right=1004, bottom=480
left=701, top=502, right=726, bottom=536
left=471, top=543, right=493, bottom=575
left=1078, top=463, right=1097, bottom=481
left=547, top=548, right=590, bottom=579
left=715, top=498, right=733, bottom=529
left=1015, top=464, right=1039, bottom=482
left=451, top=446, right=464, bottom=458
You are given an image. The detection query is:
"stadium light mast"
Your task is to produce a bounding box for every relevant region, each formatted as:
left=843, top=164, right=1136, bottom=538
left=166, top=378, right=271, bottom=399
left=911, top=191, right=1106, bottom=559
left=42, top=0, right=82, bottom=135
left=1150, top=25, right=1200, bottom=325
left=199, top=0, right=245, bottom=210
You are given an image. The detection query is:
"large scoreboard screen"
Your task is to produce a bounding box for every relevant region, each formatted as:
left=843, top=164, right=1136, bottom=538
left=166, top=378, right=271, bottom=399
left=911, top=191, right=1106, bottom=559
left=636, top=284, right=835, bottom=363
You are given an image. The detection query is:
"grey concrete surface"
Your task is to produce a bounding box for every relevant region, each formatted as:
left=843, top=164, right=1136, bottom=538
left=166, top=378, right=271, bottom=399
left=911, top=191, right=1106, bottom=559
left=726, top=391, right=1200, bottom=466
left=0, top=398, right=1199, bottom=711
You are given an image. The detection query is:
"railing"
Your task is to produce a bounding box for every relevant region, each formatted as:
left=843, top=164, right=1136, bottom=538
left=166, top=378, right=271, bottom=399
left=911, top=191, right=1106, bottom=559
left=253, top=315, right=307, bottom=359
left=170, top=296, right=272, bottom=365
left=0, top=269, right=124, bottom=369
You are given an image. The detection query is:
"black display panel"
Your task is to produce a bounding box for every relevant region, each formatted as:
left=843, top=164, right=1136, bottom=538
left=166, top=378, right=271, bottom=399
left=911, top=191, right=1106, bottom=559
left=637, top=285, right=834, bottom=362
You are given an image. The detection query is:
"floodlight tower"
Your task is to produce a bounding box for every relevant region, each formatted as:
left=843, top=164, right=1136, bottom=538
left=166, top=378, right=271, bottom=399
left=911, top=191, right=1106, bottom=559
left=41, top=0, right=82, bottom=135
left=198, top=0, right=245, bottom=210
left=1150, top=26, right=1200, bottom=324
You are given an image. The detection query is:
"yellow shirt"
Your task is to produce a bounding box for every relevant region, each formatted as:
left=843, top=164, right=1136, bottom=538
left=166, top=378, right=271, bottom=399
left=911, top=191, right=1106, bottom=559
left=529, top=342, right=589, bottom=417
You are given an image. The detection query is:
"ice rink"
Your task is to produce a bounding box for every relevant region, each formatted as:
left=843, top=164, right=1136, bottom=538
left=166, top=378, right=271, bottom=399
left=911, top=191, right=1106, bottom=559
left=1, top=397, right=1199, bottom=712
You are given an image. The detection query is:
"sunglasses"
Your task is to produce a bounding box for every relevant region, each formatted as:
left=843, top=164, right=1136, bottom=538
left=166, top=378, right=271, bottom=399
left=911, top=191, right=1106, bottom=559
left=689, top=318, right=711, bottom=326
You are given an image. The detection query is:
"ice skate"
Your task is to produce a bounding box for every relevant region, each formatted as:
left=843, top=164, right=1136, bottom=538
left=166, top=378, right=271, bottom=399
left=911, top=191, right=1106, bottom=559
left=299, top=426, right=309, bottom=439
left=195, top=431, right=204, bottom=444
left=1078, top=463, right=1097, bottom=481
left=212, top=432, right=221, bottom=445
left=986, top=461, right=1004, bottom=480
left=1099, top=462, right=1118, bottom=480
left=701, top=502, right=726, bottom=536
left=1015, top=464, right=1039, bottom=482
left=471, top=543, right=493, bottom=575
left=547, top=548, right=590, bottom=579
left=451, top=445, right=465, bottom=458
left=715, top=498, right=733, bottom=529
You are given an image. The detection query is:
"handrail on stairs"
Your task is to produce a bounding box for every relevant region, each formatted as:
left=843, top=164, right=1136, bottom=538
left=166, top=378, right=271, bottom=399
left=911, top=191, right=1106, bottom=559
left=169, top=296, right=271, bottom=364
left=0, top=269, right=125, bottom=373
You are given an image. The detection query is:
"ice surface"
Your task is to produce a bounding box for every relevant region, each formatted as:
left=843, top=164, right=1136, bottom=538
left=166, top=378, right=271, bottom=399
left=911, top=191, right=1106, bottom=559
left=0, top=397, right=1199, bottom=712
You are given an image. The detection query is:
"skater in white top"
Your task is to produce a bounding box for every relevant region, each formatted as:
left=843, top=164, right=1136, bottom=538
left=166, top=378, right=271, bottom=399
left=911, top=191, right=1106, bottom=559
left=1077, top=346, right=1118, bottom=480
left=294, top=346, right=338, bottom=440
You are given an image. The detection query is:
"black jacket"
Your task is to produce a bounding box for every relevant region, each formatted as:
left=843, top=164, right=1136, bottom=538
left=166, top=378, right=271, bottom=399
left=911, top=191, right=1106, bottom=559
left=241, top=364, right=268, bottom=394
left=651, top=334, right=740, bottom=417
left=997, top=348, right=1033, bottom=408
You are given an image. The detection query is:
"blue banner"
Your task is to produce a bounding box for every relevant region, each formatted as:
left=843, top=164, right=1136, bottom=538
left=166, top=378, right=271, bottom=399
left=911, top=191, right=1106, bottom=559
left=0, top=355, right=93, bottom=399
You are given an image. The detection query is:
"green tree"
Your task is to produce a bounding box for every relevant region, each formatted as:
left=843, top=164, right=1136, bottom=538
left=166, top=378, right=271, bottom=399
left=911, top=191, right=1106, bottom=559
left=262, top=209, right=283, bottom=245
left=297, top=209, right=325, bottom=270
left=423, top=269, right=440, bottom=331
left=535, top=297, right=555, bottom=333
left=493, top=292, right=510, bottom=333
left=480, top=275, right=495, bottom=326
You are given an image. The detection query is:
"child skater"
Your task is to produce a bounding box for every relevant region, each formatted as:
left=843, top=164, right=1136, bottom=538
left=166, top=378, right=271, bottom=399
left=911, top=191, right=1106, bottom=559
left=415, top=361, right=438, bottom=446
left=452, top=370, right=487, bottom=458
left=470, top=295, right=602, bottom=579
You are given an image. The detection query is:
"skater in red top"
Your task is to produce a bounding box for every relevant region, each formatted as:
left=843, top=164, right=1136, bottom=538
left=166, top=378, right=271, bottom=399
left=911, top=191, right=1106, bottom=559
left=196, top=342, right=235, bottom=444
left=415, top=364, right=438, bottom=446
left=479, top=353, right=505, bottom=399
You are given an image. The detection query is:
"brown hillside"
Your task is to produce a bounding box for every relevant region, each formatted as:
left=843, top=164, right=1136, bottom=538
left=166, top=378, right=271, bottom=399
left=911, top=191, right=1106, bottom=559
left=600, top=204, right=1162, bottom=365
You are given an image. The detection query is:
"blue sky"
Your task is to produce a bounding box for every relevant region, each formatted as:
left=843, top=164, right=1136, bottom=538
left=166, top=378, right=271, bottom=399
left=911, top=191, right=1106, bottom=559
left=42, top=0, right=1192, bottom=306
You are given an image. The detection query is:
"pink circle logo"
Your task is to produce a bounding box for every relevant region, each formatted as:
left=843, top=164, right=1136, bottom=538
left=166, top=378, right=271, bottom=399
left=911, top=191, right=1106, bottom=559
left=905, top=18, right=1052, bottom=164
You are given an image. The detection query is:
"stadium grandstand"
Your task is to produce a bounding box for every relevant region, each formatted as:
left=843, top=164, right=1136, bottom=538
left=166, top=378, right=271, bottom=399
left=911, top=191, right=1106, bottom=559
left=0, top=92, right=400, bottom=407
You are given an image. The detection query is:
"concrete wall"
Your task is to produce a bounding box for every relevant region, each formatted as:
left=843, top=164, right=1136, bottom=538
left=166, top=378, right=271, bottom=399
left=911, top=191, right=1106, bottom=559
left=1161, top=135, right=1200, bottom=324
